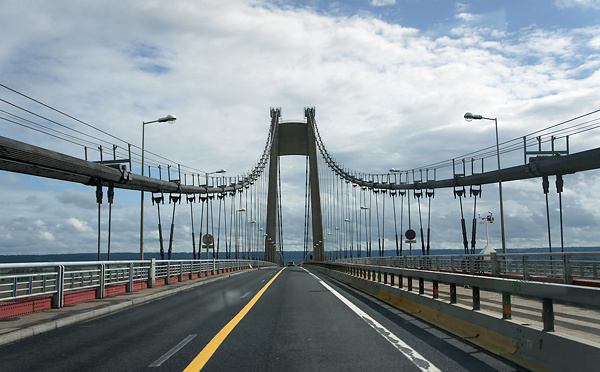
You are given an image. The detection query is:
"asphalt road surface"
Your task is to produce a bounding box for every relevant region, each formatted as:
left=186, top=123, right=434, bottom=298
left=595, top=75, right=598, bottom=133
left=0, top=266, right=527, bottom=371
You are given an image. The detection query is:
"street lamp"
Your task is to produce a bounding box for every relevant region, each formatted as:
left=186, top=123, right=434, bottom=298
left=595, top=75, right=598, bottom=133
left=140, top=114, right=176, bottom=260
left=464, top=112, right=506, bottom=253
left=204, top=169, right=227, bottom=260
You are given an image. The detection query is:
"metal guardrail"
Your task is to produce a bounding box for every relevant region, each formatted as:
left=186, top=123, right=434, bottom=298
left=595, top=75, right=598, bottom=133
left=335, top=251, right=600, bottom=284
left=0, top=259, right=276, bottom=309
left=308, top=259, right=600, bottom=333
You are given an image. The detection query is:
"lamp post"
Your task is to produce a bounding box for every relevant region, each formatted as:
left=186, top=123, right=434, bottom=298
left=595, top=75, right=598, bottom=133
left=204, top=169, right=227, bottom=260
left=140, top=114, right=176, bottom=260
left=464, top=112, right=506, bottom=253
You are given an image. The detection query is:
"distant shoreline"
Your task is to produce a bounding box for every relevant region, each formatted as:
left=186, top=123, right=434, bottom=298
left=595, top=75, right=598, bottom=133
left=1, top=247, right=599, bottom=264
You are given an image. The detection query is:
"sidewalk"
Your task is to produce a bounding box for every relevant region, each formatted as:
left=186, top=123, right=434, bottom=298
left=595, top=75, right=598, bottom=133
left=0, top=269, right=253, bottom=346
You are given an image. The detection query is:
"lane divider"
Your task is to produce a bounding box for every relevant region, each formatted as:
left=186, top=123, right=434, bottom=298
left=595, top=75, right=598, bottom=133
left=302, top=267, right=442, bottom=372
left=149, top=334, right=197, bottom=367
left=183, top=267, right=286, bottom=372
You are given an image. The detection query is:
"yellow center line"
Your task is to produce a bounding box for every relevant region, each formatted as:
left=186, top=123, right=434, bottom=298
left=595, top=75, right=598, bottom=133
left=183, top=267, right=286, bottom=372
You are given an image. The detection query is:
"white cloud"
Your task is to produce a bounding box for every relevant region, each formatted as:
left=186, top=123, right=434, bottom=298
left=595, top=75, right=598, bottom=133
left=370, top=0, right=396, bottom=6
left=1, top=1, right=600, bottom=255
left=554, top=0, right=600, bottom=9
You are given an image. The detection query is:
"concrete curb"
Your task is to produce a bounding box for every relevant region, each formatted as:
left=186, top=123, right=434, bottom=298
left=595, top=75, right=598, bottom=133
left=0, top=269, right=250, bottom=347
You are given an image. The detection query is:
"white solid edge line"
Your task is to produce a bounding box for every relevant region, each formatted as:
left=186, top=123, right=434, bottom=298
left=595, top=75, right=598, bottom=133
left=302, top=268, right=441, bottom=372
left=149, top=334, right=197, bottom=367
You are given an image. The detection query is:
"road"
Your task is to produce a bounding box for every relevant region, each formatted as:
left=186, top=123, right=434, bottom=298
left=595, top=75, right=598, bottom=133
left=0, top=266, right=526, bottom=371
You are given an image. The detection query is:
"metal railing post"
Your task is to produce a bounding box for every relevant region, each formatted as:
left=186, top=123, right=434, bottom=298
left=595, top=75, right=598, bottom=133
left=450, top=283, right=457, bottom=304
left=52, top=265, right=65, bottom=309
left=148, top=259, right=156, bottom=288
left=502, top=292, right=512, bottom=319
left=127, top=263, right=134, bottom=292
left=166, top=262, right=171, bottom=284
left=522, top=256, right=530, bottom=281
left=542, top=298, right=554, bottom=331
left=96, top=264, right=105, bottom=299
left=472, top=286, right=480, bottom=310
left=490, top=252, right=500, bottom=277
left=563, top=254, right=573, bottom=284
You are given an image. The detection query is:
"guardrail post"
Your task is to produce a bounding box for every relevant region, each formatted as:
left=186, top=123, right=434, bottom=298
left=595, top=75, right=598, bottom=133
left=450, top=283, right=457, bottom=304
left=166, top=262, right=171, bottom=285
left=542, top=298, right=554, bottom=331
left=469, top=256, right=475, bottom=275
left=148, top=259, right=156, bottom=288
left=502, top=292, right=512, bottom=319
left=407, top=276, right=413, bottom=291
left=127, top=263, right=134, bottom=292
left=522, top=256, right=530, bottom=281
left=419, top=278, right=424, bottom=294
left=490, top=252, right=500, bottom=277
left=383, top=272, right=387, bottom=284
left=433, top=280, right=439, bottom=299
left=96, top=264, right=105, bottom=299
left=398, top=274, right=403, bottom=288
left=390, top=273, right=394, bottom=286
left=52, top=265, right=65, bottom=309
left=179, top=262, right=184, bottom=282
left=472, top=286, right=480, bottom=310
left=563, top=254, right=573, bottom=284
left=451, top=256, right=456, bottom=273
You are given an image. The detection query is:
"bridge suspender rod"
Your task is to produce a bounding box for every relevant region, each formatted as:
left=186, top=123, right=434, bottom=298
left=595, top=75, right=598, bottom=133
left=96, top=181, right=103, bottom=261
left=223, top=194, right=228, bottom=260
left=556, top=175, right=565, bottom=253
left=216, top=194, right=223, bottom=259
left=375, top=188, right=381, bottom=257
left=470, top=186, right=481, bottom=254
left=391, top=190, right=399, bottom=256
left=382, top=187, right=386, bottom=257
left=400, top=188, right=405, bottom=256
left=153, top=192, right=165, bottom=260
left=107, top=184, right=114, bottom=261
left=543, top=175, right=552, bottom=255
left=454, top=186, right=469, bottom=255
left=426, top=188, right=434, bottom=255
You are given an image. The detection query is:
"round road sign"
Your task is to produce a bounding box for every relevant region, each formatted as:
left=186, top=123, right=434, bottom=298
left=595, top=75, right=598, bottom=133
left=405, top=229, right=416, bottom=240
left=202, top=234, right=214, bottom=245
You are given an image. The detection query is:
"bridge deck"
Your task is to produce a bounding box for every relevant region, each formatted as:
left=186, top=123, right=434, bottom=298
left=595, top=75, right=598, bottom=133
left=0, top=266, right=597, bottom=371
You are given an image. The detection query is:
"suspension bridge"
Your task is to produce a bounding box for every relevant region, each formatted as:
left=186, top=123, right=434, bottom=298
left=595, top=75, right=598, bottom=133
left=1, top=90, right=600, bottom=370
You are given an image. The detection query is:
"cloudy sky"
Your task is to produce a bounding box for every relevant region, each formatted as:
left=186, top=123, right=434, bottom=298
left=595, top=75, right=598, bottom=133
left=1, top=0, right=600, bottom=257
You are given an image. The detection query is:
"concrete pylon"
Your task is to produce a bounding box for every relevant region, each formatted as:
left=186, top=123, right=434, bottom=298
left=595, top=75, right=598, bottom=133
left=264, top=108, right=324, bottom=263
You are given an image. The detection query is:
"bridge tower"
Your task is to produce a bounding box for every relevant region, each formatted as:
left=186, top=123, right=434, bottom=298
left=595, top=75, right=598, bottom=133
left=265, top=108, right=324, bottom=262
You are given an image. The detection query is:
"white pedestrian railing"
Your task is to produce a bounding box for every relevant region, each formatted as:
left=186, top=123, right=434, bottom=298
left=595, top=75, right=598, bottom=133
left=0, top=259, right=276, bottom=310
left=335, top=251, right=600, bottom=284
